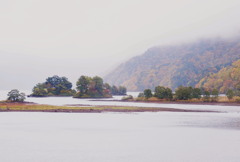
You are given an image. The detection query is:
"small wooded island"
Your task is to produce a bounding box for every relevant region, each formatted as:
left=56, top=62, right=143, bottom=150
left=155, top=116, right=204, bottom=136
left=29, top=75, right=127, bottom=98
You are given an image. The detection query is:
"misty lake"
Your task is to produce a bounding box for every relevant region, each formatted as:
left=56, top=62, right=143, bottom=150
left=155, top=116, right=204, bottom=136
left=0, top=90, right=240, bottom=162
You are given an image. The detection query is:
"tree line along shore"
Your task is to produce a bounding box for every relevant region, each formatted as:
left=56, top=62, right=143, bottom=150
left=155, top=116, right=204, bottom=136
left=1, top=75, right=240, bottom=104
left=129, top=86, right=240, bottom=103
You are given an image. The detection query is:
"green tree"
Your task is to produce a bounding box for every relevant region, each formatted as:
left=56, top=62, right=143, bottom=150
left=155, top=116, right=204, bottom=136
left=211, top=88, right=219, bottom=101
left=165, top=87, right=173, bottom=100
left=32, top=83, right=48, bottom=97
left=109, top=85, right=127, bottom=95
left=192, top=88, right=202, bottom=99
left=46, top=75, right=62, bottom=87
left=75, top=75, right=112, bottom=98
left=47, top=76, right=72, bottom=95
left=118, top=86, right=127, bottom=95
left=144, top=89, right=152, bottom=99
left=203, top=90, right=210, bottom=101
left=92, top=76, right=104, bottom=94
left=154, top=86, right=173, bottom=100
left=31, top=75, right=73, bottom=96
left=154, top=86, right=166, bottom=99
left=175, top=86, right=192, bottom=100
left=138, top=92, right=144, bottom=97
left=111, top=85, right=118, bottom=95
left=76, top=76, right=92, bottom=94
left=61, top=77, right=73, bottom=90
left=7, top=89, right=26, bottom=102
left=226, top=89, right=234, bottom=100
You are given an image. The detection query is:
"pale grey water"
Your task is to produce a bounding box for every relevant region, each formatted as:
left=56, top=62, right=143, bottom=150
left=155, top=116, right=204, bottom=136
left=1, top=90, right=240, bottom=161
left=0, top=112, right=240, bottom=162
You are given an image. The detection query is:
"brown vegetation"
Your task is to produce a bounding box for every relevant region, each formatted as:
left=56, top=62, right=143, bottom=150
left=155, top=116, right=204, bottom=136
left=105, top=37, right=240, bottom=91
left=196, top=60, right=240, bottom=93
left=0, top=102, right=217, bottom=113
left=128, top=96, right=240, bottom=106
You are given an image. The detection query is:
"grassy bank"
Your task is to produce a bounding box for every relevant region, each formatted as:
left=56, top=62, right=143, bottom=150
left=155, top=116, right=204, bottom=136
left=0, top=103, right=215, bottom=113
left=125, top=96, right=240, bottom=106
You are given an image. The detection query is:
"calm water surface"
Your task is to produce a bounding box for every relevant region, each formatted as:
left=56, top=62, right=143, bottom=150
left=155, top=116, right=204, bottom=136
left=0, top=112, right=240, bottom=162
left=1, top=90, right=240, bottom=161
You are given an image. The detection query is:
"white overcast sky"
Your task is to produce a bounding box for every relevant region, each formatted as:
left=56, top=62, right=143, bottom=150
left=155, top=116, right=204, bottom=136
left=1, top=0, right=240, bottom=90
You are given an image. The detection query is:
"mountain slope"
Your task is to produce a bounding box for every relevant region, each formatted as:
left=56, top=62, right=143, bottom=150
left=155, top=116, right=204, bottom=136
left=196, top=59, right=240, bottom=93
left=104, top=37, right=240, bottom=91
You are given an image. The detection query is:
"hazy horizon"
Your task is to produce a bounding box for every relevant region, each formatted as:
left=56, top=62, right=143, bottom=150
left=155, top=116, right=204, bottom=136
left=1, top=0, right=240, bottom=90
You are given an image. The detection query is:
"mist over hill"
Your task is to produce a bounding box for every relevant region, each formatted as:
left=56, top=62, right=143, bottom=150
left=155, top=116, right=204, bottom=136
left=104, top=37, right=240, bottom=91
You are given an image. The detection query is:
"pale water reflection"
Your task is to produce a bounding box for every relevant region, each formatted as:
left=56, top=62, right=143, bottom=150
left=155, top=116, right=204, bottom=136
left=0, top=112, right=240, bottom=162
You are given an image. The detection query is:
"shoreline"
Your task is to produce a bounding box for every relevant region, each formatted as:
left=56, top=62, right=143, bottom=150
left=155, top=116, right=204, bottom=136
left=92, top=99, right=240, bottom=106
left=0, top=102, right=218, bottom=113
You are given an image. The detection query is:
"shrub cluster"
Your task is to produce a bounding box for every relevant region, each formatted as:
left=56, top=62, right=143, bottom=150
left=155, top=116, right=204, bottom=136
left=139, top=86, right=221, bottom=101
left=31, top=75, right=74, bottom=97
left=7, top=89, right=26, bottom=102
left=138, top=86, right=173, bottom=100
left=29, top=75, right=127, bottom=98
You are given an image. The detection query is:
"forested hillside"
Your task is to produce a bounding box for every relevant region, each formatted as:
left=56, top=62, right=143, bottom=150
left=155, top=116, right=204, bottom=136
left=196, top=60, right=240, bottom=93
left=104, top=37, right=240, bottom=91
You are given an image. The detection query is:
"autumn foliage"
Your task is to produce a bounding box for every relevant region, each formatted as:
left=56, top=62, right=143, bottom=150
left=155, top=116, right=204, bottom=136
left=196, top=60, right=240, bottom=93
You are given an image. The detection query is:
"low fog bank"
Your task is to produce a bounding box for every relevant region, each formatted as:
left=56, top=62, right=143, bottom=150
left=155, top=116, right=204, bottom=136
left=1, top=34, right=240, bottom=91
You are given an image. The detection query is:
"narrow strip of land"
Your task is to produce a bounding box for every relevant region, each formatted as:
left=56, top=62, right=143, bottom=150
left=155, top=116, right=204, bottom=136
left=92, top=99, right=240, bottom=106
left=0, top=103, right=217, bottom=113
